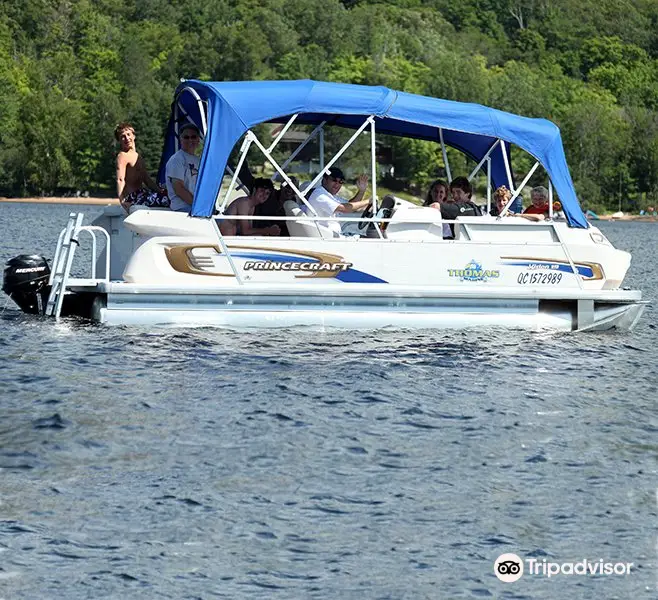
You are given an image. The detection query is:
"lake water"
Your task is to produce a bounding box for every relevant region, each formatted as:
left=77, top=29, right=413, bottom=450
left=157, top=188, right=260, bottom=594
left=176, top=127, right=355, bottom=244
left=1, top=203, right=656, bottom=599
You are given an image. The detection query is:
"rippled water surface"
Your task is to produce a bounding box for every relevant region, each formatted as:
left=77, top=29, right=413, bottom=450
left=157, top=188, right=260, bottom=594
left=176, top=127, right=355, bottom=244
left=1, top=203, right=656, bottom=599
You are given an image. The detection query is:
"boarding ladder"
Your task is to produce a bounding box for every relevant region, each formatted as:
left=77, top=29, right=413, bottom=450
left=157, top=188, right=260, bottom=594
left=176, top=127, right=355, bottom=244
left=45, top=212, right=111, bottom=320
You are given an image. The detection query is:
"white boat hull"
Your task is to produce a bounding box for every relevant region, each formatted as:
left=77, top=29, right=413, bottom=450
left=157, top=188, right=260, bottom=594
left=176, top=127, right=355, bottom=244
left=74, top=280, right=645, bottom=331
left=35, top=208, right=646, bottom=332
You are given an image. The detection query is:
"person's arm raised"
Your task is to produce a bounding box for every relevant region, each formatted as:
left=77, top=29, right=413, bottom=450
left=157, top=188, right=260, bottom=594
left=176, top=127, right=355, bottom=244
left=336, top=174, right=370, bottom=213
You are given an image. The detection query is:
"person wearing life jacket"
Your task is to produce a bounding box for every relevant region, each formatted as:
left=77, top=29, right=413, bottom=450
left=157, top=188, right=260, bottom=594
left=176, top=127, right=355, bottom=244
left=440, top=177, right=482, bottom=238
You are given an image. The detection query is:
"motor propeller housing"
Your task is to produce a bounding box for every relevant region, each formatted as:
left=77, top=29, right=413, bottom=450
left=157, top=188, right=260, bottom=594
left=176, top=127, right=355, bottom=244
left=2, top=254, right=51, bottom=314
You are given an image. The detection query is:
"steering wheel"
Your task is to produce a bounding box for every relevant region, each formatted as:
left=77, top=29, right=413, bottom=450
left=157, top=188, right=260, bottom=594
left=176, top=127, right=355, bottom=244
left=358, top=205, right=374, bottom=232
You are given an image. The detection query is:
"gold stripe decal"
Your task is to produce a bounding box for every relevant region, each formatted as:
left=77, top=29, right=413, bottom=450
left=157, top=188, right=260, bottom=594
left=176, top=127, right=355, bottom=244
left=164, top=244, right=353, bottom=279
left=501, top=256, right=604, bottom=280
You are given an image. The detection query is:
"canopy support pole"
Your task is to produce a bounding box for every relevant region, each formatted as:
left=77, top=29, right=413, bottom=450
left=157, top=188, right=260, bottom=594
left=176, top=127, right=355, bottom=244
left=305, top=116, right=375, bottom=192
left=175, top=86, right=208, bottom=138
left=224, top=165, right=251, bottom=195
left=370, top=119, right=378, bottom=209
left=551, top=222, right=584, bottom=290
left=468, top=139, right=501, bottom=182
left=216, top=133, right=254, bottom=213
left=210, top=218, right=243, bottom=285
left=548, top=180, right=554, bottom=219
left=439, top=129, right=452, bottom=183
left=274, top=121, right=327, bottom=180
left=267, top=113, right=299, bottom=153
left=500, top=161, right=540, bottom=216
left=500, top=140, right=514, bottom=192
left=486, top=158, right=491, bottom=214
left=370, top=118, right=384, bottom=239
left=248, top=133, right=320, bottom=220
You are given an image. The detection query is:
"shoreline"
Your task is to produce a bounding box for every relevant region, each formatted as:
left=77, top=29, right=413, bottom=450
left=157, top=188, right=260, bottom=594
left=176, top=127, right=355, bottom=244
left=0, top=197, right=120, bottom=206
left=594, top=214, right=658, bottom=222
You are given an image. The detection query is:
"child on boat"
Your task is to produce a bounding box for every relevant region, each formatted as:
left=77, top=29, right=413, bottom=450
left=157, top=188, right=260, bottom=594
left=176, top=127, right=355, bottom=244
left=115, top=122, right=169, bottom=213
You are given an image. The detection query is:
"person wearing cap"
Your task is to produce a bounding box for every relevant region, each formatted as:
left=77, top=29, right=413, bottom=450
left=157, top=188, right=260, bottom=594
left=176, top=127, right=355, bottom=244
left=165, top=123, right=202, bottom=213
left=307, top=167, right=370, bottom=237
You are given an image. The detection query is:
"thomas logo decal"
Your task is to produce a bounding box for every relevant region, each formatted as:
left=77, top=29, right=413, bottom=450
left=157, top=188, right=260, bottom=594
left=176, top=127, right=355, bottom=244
left=448, top=260, right=500, bottom=282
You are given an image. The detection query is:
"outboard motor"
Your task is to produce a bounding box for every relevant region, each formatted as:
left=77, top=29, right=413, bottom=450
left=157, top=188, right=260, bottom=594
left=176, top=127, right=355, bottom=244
left=2, top=255, right=51, bottom=314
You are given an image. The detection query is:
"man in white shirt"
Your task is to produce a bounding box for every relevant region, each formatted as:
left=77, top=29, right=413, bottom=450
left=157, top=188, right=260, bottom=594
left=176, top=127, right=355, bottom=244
left=307, top=167, right=371, bottom=237
left=166, top=123, right=202, bottom=213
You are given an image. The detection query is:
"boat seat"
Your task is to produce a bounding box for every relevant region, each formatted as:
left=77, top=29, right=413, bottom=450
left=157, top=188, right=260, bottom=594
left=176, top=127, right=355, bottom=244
left=282, top=200, right=334, bottom=238
left=128, top=204, right=170, bottom=214
left=385, top=206, right=444, bottom=240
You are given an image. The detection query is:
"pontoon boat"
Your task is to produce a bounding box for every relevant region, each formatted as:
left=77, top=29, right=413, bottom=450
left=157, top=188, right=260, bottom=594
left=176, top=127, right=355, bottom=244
left=2, top=80, right=646, bottom=330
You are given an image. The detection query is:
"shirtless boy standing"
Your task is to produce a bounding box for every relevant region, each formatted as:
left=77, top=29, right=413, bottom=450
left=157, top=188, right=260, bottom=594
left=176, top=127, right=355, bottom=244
left=115, top=122, right=168, bottom=213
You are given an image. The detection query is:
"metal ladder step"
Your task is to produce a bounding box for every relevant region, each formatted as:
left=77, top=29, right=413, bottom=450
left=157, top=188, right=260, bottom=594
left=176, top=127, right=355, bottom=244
left=45, top=213, right=84, bottom=319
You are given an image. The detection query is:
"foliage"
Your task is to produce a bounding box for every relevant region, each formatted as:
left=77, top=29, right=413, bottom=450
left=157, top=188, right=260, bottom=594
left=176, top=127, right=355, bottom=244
left=1, top=0, right=658, bottom=209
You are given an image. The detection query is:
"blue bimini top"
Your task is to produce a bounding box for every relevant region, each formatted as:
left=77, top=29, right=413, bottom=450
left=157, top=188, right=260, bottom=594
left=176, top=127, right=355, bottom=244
left=158, top=79, right=588, bottom=228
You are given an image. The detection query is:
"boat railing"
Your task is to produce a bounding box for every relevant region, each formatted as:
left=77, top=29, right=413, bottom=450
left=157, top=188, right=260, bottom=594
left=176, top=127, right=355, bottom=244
left=52, top=223, right=111, bottom=283
left=213, top=211, right=564, bottom=229
left=47, top=213, right=111, bottom=320
left=210, top=212, right=584, bottom=286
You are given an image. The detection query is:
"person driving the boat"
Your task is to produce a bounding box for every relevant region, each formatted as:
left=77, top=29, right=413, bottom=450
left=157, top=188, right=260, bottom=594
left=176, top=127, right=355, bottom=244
left=165, top=123, right=202, bottom=213
left=523, top=186, right=550, bottom=216
left=219, top=178, right=281, bottom=236
left=307, top=167, right=371, bottom=237
left=115, top=122, right=169, bottom=214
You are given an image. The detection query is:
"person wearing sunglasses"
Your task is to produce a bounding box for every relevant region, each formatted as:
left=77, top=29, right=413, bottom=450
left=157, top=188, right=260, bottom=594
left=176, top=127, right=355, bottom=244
left=307, top=167, right=370, bottom=237
left=165, top=123, right=202, bottom=213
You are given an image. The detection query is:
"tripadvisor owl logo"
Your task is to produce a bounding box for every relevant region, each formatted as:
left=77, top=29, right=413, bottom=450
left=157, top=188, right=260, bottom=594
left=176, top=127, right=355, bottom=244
left=494, top=553, right=524, bottom=582
left=494, top=553, right=633, bottom=582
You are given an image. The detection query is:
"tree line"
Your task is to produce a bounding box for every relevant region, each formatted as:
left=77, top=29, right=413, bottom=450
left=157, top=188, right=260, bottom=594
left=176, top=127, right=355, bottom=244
left=2, top=0, right=658, bottom=212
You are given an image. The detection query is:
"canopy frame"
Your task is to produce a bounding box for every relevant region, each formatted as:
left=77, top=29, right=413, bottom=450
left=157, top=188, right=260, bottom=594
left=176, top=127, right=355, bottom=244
left=160, top=79, right=588, bottom=229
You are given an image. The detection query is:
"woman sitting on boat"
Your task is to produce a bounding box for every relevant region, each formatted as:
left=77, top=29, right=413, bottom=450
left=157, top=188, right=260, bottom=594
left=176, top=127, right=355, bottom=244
left=115, top=122, right=169, bottom=214
left=424, top=179, right=452, bottom=238
left=523, top=186, right=550, bottom=216
left=423, top=179, right=449, bottom=208
left=426, top=177, right=482, bottom=238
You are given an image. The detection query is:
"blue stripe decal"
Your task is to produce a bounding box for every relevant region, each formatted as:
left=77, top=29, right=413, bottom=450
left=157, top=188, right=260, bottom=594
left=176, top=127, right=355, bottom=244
left=337, top=269, right=388, bottom=283
left=503, top=260, right=594, bottom=278
left=226, top=250, right=386, bottom=283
